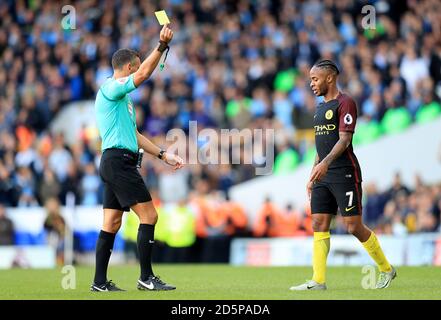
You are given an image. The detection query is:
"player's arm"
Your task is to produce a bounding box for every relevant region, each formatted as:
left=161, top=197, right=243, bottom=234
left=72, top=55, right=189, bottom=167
left=133, top=24, right=173, bottom=88
left=136, top=130, right=184, bottom=170
left=322, top=132, right=352, bottom=166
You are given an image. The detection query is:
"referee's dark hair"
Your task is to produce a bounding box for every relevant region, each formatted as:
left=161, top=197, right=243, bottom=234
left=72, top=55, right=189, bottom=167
left=111, top=48, right=141, bottom=70
left=314, top=59, right=340, bottom=76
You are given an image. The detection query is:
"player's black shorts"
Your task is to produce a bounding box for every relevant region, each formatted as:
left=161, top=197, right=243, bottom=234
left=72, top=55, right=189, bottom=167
left=311, top=180, right=362, bottom=216
left=99, top=148, right=152, bottom=212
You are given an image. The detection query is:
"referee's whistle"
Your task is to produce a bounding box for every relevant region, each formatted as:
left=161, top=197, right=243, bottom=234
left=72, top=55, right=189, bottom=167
left=137, top=148, right=144, bottom=168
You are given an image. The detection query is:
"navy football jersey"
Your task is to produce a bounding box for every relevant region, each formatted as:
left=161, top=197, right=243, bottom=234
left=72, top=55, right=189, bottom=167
left=313, top=92, right=362, bottom=183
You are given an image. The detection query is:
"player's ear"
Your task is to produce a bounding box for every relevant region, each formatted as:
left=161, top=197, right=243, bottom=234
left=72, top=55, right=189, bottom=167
left=326, top=74, right=334, bottom=84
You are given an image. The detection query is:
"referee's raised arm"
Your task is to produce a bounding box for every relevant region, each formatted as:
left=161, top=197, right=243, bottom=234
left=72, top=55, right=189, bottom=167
left=133, top=24, right=173, bottom=87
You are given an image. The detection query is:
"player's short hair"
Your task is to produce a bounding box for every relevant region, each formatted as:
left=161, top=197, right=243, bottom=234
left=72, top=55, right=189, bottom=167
left=314, top=59, right=340, bottom=75
left=111, top=48, right=140, bottom=70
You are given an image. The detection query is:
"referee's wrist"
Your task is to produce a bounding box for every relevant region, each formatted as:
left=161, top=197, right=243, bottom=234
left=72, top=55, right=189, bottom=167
left=157, top=41, right=169, bottom=53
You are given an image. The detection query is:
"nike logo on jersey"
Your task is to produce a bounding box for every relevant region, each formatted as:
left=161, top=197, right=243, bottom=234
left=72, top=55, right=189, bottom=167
left=345, top=206, right=356, bottom=212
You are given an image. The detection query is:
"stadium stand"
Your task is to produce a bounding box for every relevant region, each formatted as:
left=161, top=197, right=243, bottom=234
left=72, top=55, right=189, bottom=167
left=0, top=0, right=440, bottom=263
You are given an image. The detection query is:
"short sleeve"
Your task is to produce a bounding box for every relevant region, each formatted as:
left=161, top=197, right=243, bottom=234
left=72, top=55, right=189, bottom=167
left=338, top=96, right=357, bottom=132
left=101, top=74, right=137, bottom=101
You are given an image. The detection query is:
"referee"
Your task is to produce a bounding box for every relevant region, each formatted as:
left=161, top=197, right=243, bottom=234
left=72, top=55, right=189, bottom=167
left=290, top=60, right=396, bottom=291
left=91, top=24, right=184, bottom=292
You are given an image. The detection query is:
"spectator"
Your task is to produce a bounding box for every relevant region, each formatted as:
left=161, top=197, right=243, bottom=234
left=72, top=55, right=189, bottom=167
left=391, top=214, right=408, bottom=236
left=252, top=197, right=280, bottom=237
left=253, top=200, right=304, bottom=238
left=218, top=194, right=249, bottom=237
left=38, top=168, right=61, bottom=205
left=387, top=172, right=411, bottom=201
left=80, top=162, right=100, bottom=206
left=162, top=199, right=196, bottom=263
left=48, top=133, right=72, bottom=183
left=275, top=203, right=303, bottom=237
left=122, top=210, right=141, bottom=263
left=14, top=166, right=38, bottom=207
left=0, top=160, right=18, bottom=206
left=0, top=204, right=14, bottom=245
left=192, top=181, right=230, bottom=262
left=43, top=197, right=66, bottom=265
left=364, top=182, right=388, bottom=227
left=429, top=42, right=441, bottom=86
left=400, top=47, right=430, bottom=95
left=59, top=162, right=81, bottom=205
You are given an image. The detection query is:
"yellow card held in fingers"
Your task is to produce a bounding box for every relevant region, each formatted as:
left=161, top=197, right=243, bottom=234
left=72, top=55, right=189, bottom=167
left=155, top=10, right=170, bottom=25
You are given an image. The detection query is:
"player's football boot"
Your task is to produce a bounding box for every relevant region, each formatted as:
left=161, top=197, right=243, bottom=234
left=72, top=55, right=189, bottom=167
left=137, top=275, right=176, bottom=291
left=289, top=279, right=327, bottom=291
left=376, top=266, right=397, bottom=289
left=90, top=280, right=125, bottom=292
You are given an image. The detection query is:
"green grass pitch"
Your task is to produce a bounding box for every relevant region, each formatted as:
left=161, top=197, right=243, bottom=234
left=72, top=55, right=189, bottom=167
left=1, top=264, right=440, bottom=300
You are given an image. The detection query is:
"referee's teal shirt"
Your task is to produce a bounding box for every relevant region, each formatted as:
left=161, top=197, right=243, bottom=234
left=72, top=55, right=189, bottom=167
left=95, top=74, right=138, bottom=153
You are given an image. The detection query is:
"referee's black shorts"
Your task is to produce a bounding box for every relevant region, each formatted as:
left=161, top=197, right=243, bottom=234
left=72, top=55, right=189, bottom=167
left=311, top=180, right=362, bottom=216
left=99, top=148, right=152, bottom=212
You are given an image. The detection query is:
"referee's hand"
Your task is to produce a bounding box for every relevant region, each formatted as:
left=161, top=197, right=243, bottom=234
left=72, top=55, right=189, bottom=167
left=160, top=24, right=173, bottom=44
left=162, top=152, right=184, bottom=170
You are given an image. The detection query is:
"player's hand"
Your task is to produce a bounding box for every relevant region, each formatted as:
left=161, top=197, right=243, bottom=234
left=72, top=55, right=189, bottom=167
left=306, top=180, right=313, bottom=201
left=163, top=152, right=184, bottom=170
left=160, top=24, right=173, bottom=44
left=309, top=161, right=329, bottom=183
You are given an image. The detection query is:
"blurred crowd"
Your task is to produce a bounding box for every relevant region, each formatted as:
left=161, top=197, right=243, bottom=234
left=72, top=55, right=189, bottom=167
left=1, top=0, right=441, bottom=263
left=1, top=0, right=441, bottom=209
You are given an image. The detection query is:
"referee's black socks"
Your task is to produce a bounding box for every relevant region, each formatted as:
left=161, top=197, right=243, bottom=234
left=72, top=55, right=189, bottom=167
left=93, top=230, right=116, bottom=285
left=137, top=224, right=155, bottom=281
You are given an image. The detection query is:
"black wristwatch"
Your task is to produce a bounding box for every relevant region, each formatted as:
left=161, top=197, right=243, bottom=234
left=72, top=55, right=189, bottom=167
left=158, top=149, right=165, bottom=160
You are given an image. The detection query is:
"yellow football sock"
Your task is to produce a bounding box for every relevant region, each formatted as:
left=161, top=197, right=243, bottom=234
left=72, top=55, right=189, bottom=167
left=361, top=232, right=392, bottom=273
left=312, top=231, right=330, bottom=284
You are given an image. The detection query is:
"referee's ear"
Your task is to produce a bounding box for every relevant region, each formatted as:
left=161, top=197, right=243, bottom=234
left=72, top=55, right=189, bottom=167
left=128, top=58, right=141, bottom=74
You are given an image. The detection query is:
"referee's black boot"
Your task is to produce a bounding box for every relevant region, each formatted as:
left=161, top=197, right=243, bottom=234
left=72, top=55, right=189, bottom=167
left=137, top=275, right=176, bottom=291
left=90, top=280, right=126, bottom=292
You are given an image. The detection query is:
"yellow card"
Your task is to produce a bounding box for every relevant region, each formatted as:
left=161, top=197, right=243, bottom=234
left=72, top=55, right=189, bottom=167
left=155, top=10, right=170, bottom=25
